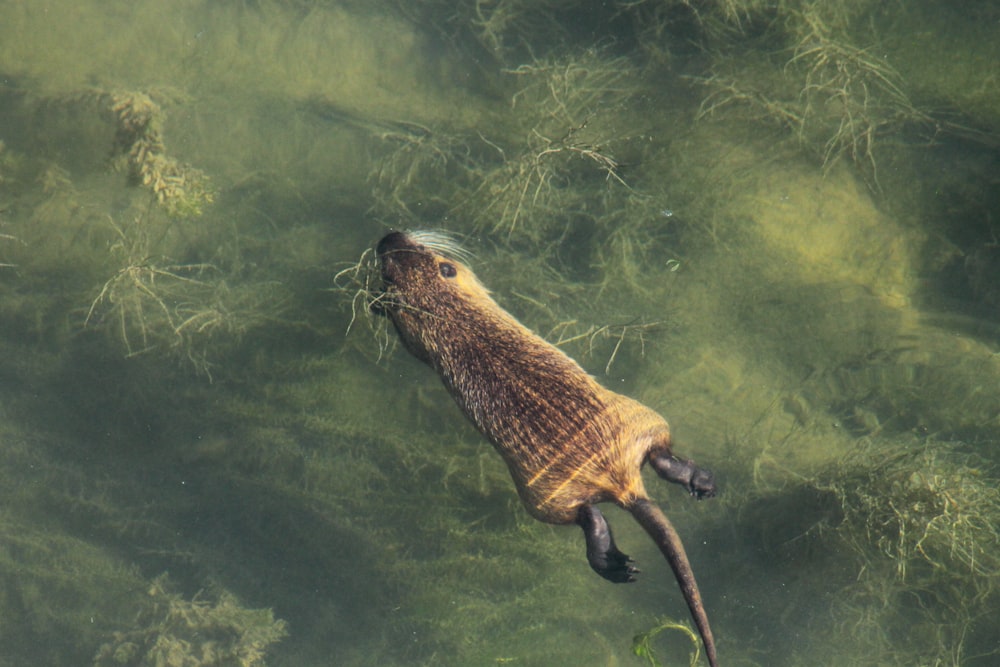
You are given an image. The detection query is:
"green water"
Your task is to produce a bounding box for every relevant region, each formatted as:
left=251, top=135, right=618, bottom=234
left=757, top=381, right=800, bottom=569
left=1, top=1, right=998, bottom=665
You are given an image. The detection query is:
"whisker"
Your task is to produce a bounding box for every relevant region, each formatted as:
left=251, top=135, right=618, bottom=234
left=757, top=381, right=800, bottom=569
left=407, top=229, right=476, bottom=265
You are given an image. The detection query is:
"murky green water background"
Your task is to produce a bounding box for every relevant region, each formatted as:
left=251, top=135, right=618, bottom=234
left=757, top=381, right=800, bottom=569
left=1, top=1, right=998, bottom=665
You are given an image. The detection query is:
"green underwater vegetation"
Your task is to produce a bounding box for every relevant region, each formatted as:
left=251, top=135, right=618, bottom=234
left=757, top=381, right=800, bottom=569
left=0, top=0, right=999, bottom=665
left=93, top=574, right=288, bottom=667
left=632, top=617, right=701, bottom=667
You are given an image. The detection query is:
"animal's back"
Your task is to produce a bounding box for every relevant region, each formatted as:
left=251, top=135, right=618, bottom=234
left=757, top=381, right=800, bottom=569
left=431, top=307, right=662, bottom=523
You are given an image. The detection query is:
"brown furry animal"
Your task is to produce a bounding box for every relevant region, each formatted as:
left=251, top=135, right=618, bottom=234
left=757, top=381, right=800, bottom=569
left=374, top=230, right=719, bottom=667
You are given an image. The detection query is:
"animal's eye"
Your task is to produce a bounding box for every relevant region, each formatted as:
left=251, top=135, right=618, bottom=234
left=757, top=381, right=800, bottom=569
left=439, top=262, right=457, bottom=278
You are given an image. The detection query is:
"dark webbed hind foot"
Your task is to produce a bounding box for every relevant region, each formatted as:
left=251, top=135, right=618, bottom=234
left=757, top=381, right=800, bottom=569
left=577, top=504, right=639, bottom=583
left=649, top=451, right=718, bottom=499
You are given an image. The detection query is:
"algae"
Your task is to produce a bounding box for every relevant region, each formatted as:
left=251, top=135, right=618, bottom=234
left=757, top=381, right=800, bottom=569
left=632, top=617, right=701, bottom=667
left=93, top=575, right=287, bottom=667
left=106, top=88, right=215, bottom=218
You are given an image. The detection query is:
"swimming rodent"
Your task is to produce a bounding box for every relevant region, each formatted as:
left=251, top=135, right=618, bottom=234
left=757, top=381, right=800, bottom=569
left=374, top=230, right=720, bottom=667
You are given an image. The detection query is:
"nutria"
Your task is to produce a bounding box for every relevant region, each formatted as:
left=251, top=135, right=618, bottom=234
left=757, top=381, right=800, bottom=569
left=374, top=230, right=719, bottom=667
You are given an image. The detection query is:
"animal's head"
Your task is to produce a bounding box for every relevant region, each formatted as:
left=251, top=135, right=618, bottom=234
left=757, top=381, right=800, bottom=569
left=374, top=230, right=494, bottom=361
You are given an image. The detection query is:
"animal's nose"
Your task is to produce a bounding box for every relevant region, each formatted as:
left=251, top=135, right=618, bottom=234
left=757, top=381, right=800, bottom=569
left=376, top=231, right=409, bottom=257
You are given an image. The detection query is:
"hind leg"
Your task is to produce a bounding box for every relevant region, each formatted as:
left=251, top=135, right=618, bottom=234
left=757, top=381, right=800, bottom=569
left=649, top=450, right=717, bottom=499
left=576, top=505, right=638, bottom=583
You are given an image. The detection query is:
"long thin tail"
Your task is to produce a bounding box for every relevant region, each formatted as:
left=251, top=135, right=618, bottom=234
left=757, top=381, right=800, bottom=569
left=629, top=497, right=719, bottom=667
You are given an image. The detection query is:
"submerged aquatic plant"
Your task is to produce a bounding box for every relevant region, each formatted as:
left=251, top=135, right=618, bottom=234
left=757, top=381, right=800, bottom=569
left=632, top=616, right=701, bottom=667
left=548, top=318, right=660, bottom=375
left=108, top=89, right=215, bottom=218
left=395, top=0, right=578, bottom=60
left=694, top=2, right=928, bottom=188
left=784, top=8, right=925, bottom=181
left=25, top=86, right=216, bottom=217
left=369, top=49, right=639, bottom=241
left=85, top=216, right=219, bottom=366
left=367, top=124, right=479, bottom=225
left=795, top=437, right=998, bottom=661
left=468, top=0, right=578, bottom=56
left=332, top=245, right=393, bottom=360
left=93, top=574, right=287, bottom=667
left=83, top=212, right=277, bottom=377
left=820, top=439, right=1000, bottom=581
left=474, top=53, right=635, bottom=237
left=745, top=433, right=1000, bottom=665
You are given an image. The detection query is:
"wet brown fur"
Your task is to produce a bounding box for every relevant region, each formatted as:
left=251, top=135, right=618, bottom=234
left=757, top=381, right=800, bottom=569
left=375, top=230, right=719, bottom=667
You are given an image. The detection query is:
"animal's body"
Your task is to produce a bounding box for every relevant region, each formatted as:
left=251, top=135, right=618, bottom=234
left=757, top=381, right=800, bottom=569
left=374, top=230, right=719, bottom=667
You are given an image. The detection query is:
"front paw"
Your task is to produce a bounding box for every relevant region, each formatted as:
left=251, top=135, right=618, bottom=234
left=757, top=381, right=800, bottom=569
left=689, top=467, right=717, bottom=499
